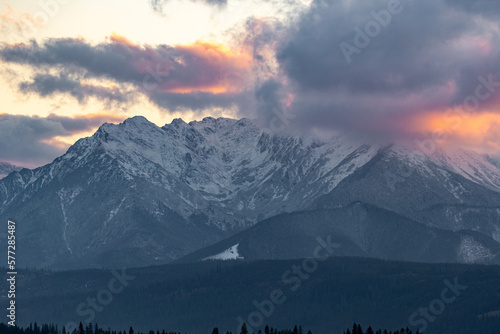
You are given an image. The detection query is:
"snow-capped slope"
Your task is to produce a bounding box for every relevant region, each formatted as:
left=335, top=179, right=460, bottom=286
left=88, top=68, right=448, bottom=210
left=428, top=147, right=500, bottom=192
left=0, top=116, right=382, bottom=269
left=0, top=116, right=499, bottom=269
left=71, top=116, right=383, bottom=228
left=313, top=144, right=500, bottom=243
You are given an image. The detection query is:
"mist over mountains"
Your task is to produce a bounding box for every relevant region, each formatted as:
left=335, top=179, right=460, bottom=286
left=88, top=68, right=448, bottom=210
left=0, top=162, right=21, bottom=179
left=0, top=116, right=499, bottom=269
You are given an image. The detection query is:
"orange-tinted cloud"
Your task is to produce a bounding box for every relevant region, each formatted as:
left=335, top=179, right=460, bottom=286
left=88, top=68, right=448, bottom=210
left=0, top=2, right=41, bottom=39
left=161, top=41, right=252, bottom=94
left=410, top=111, right=500, bottom=153
left=0, top=3, right=25, bottom=25
left=110, top=32, right=136, bottom=47
left=103, top=35, right=253, bottom=94
left=80, top=80, right=119, bottom=90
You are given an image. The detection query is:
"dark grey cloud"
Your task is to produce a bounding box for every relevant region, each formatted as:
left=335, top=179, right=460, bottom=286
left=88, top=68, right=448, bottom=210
left=19, top=73, right=132, bottom=105
left=279, top=0, right=483, bottom=95
left=271, top=0, right=500, bottom=139
left=1, top=38, right=157, bottom=84
left=0, top=114, right=68, bottom=165
left=149, top=90, right=253, bottom=114
left=45, top=114, right=124, bottom=132
left=253, top=79, right=285, bottom=126
left=445, top=0, right=500, bottom=19
left=0, top=114, right=123, bottom=166
left=0, top=38, right=251, bottom=112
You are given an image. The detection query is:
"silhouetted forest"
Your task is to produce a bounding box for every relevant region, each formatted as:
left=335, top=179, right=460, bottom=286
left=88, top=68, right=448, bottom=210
left=0, top=322, right=314, bottom=334
left=0, top=322, right=424, bottom=334
left=341, top=323, right=419, bottom=334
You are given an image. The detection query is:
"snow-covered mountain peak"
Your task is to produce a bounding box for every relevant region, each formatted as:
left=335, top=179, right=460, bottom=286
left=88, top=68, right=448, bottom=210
left=1, top=115, right=500, bottom=269
left=189, top=116, right=235, bottom=126
left=188, top=117, right=258, bottom=137
left=119, top=115, right=156, bottom=129
left=67, top=116, right=500, bottom=196
left=111, top=115, right=162, bottom=135
left=168, top=117, right=188, bottom=128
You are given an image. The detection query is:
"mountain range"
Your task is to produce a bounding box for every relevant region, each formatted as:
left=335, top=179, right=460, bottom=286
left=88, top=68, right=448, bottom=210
left=1, top=116, right=499, bottom=269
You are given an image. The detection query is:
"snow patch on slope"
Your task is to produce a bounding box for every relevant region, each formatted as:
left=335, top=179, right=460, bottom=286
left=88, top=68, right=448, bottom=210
left=104, top=197, right=126, bottom=227
left=203, top=244, right=244, bottom=261
left=457, top=236, right=494, bottom=264
left=57, top=190, right=73, bottom=254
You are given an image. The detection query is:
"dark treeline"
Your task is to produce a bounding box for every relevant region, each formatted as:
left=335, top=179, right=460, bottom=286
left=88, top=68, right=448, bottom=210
left=342, top=323, right=420, bottom=334
left=0, top=322, right=180, bottom=334
left=0, top=322, right=421, bottom=334
left=0, top=322, right=309, bottom=334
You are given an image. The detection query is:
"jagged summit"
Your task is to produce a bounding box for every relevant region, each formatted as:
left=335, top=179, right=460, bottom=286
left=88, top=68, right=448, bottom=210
left=169, top=117, right=188, bottom=127
left=123, top=115, right=150, bottom=124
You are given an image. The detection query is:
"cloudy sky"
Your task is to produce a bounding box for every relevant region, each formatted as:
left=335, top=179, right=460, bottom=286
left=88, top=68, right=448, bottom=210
left=1, top=0, right=500, bottom=168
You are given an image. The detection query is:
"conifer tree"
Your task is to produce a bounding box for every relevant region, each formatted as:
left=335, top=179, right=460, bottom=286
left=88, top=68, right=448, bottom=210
left=240, top=323, right=248, bottom=334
